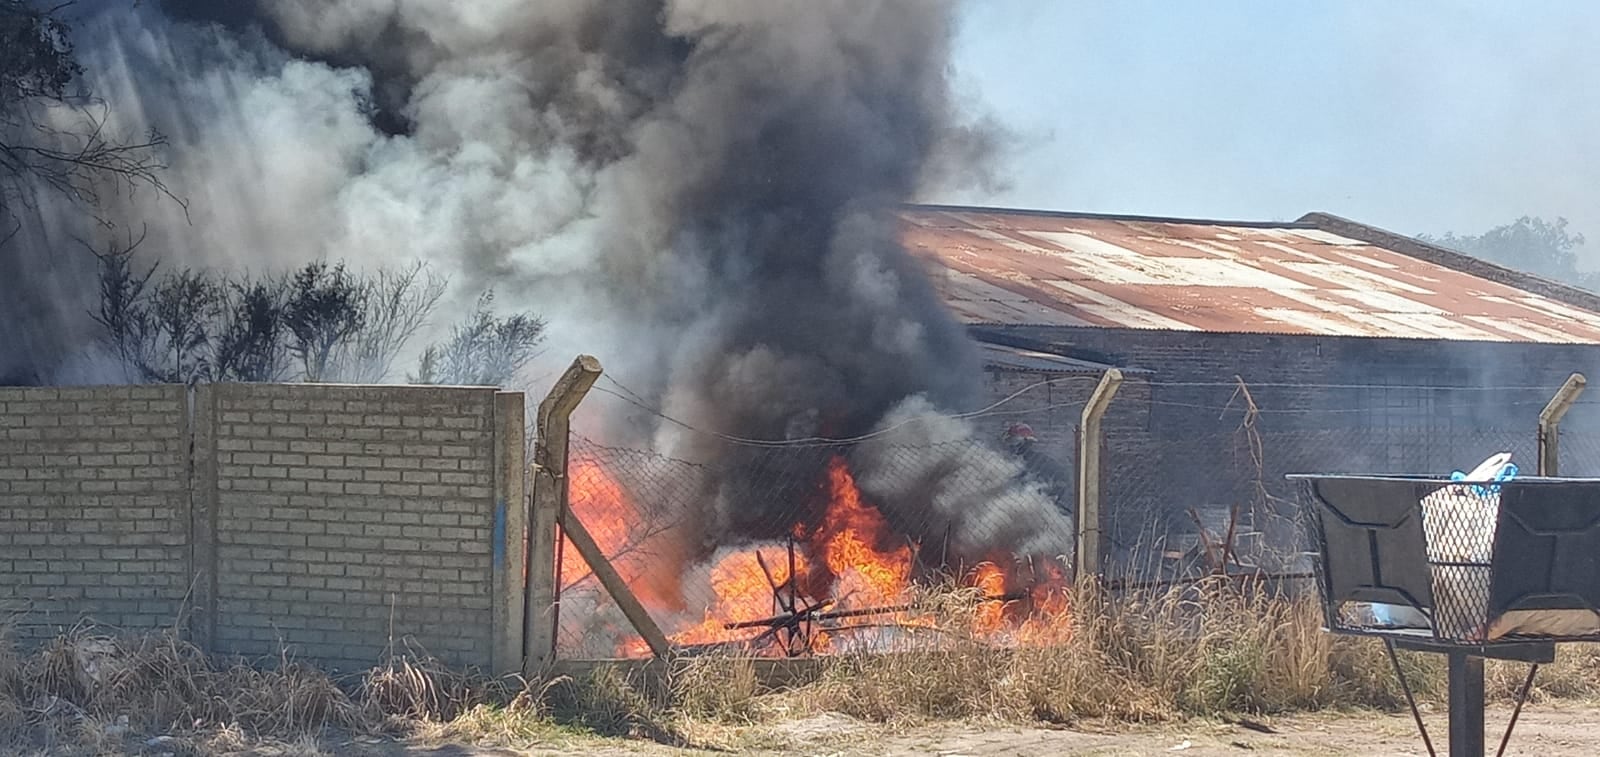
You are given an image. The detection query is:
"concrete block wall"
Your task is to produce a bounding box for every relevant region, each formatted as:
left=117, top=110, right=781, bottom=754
left=0, top=386, right=192, bottom=645
left=198, top=384, right=509, bottom=672
left=1, top=382, right=525, bottom=674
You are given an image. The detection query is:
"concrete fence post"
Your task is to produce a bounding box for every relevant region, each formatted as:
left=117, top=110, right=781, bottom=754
left=491, top=390, right=527, bottom=676
left=1076, top=369, right=1124, bottom=581
left=188, top=384, right=220, bottom=652
left=525, top=357, right=601, bottom=673
left=526, top=355, right=674, bottom=670
left=1538, top=373, right=1587, bottom=476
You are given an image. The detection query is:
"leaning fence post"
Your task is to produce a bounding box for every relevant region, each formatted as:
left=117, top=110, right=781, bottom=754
left=525, top=355, right=603, bottom=674
left=524, top=355, right=672, bottom=673
left=1539, top=373, right=1587, bottom=476
left=1076, top=369, right=1124, bottom=580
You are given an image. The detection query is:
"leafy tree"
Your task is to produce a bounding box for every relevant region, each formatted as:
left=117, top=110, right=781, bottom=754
left=1, top=0, right=178, bottom=230
left=87, top=228, right=161, bottom=379
left=91, top=249, right=460, bottom=386
left=412, top=291, right=545, bottom=387
left=283, top=261, right=367, bottom=382
left=89, top=232, right=225, bottom=384
left=212, top=276, right=291, bottom=382
left=84, top=227, right=510, bottom=388
left=1422, top=216, right=1598, bottom=290
left=146, top=267, right=221, bottom=383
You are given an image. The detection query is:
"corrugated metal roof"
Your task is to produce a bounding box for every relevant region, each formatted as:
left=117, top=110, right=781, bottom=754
left=900, top=206, right=1600, bottom=345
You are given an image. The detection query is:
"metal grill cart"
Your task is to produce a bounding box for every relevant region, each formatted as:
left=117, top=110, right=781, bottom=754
left=1292, top=473, right=1600, bottom=757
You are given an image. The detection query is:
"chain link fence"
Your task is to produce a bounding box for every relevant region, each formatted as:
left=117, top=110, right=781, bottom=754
left=1558, top=427, right=1600, bottom=477
left=1101, top=382, right=1542, bottom=583
left=550, top=380, right=1565, bottom=659
left=554, top=429, right=1078, bottom=659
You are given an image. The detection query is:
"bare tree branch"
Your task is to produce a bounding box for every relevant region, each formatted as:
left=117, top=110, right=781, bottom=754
left=331, top=261, right=449, bottom=383
left=0, top=1, right=187, bottom=226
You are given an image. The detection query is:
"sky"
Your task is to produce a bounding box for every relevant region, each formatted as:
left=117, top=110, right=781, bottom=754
left=948, top=1, right=1600, bottom=252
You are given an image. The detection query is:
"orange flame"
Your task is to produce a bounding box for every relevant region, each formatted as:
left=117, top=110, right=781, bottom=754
left=561, top=458, right=631, bottom=588
left=564, top=457, right=682, bottom=609
left=591, top=453, right=1073, bottom=657
left=812, top=457, right=914, bottom=608
left=971, top=561, right=1008, bottom=635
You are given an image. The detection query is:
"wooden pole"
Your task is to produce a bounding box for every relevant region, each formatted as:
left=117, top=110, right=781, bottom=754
left=524, top=356, right=602, bottom=675
left=1538, top=372, right=1585, bottom=477
left=1075, top=369, right=1124, bottom=580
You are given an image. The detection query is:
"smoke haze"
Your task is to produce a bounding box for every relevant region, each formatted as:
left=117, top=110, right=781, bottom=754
left=1, top=1, right=1069, bottom=568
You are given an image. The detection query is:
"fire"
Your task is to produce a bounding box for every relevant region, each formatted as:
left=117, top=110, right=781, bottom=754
left=573, top=451, right=1072, bottom=658
left=971, top=561, right=1008, bottom=635
left=812, top=457, right=914, bottom=608
left=562, top=456, right=682, bottom=609
left=561, top=457, right=631, bottom=588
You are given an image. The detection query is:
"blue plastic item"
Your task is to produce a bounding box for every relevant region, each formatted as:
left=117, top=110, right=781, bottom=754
left=1449, top=461, right=1519, bottom=497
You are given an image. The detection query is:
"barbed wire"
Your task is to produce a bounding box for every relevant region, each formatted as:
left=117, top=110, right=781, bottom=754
left=1144, top=397, right=1556, bottom=415
left=1144, top=380, right=1574, bottom=391
left=590, top=371, right=1567, bottom=449
left=593, top=373, right=1106, bottom=448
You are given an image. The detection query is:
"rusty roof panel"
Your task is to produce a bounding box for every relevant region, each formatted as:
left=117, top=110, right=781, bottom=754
left=901, top=206, right=1600, bottom=344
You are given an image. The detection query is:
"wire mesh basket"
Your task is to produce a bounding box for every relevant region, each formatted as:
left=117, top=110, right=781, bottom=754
left=1418, top=482, right=1499, bottom=640
left=1294, top=473, right=1600, bottom=645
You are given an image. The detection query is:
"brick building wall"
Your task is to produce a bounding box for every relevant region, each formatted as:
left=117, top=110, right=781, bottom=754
left=987, top=326, right=1600, bottom=432
left=974, top=326, right=1600, bottom=572
left=0, top=383, right=525, bottom=673
left=0, top=386, right=192, bottom=645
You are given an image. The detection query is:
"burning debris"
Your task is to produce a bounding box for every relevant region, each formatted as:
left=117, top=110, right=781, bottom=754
left=563, top=438, right=1073, bottom=659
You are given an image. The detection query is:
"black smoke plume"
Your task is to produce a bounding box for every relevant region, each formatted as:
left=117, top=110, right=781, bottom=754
left=5, top=0, right=1071, bottom=574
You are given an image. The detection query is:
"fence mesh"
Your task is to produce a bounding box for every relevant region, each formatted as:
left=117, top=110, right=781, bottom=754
left=555, top=431, right=1079, bottom=659
left=1558, top=429, right=1600, bottom=476
left=551, top=380, right=1559, bottom=659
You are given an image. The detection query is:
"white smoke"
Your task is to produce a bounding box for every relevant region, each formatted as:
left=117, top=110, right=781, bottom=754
left=4, top=0, right=1074, bottom=570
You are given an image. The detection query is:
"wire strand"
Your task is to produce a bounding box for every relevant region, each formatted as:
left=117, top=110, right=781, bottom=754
left=595, top=371, right=1099, bottom=447
left=591, top=372, right=1567, bottom=448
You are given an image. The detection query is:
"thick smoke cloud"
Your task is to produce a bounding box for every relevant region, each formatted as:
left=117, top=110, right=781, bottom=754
left=4, top=0, right=1069, bottom=569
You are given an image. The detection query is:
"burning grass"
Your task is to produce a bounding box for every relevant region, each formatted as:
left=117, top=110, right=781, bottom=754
left=7, top=583, right=1600, bottom=755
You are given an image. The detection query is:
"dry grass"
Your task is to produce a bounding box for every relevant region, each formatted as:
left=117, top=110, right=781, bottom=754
left=7, top=582, right=1600, bottom=755
left=0, top=621, right=520, bottom=755
left=763, top=576, right=1588, bottom=728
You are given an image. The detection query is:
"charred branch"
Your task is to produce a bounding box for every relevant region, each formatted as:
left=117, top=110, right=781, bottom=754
left=723, top=591, right=1030, bottom=631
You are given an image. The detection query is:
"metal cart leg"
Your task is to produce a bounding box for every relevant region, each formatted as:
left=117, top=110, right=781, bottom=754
left=1497, top=664, right=1540, bottom=757
left=1390, top=639, right=1552, bottom=757
left=1447, top=651, right=1484, bottom=757
left=1384, top=638, right=1436, bottom=757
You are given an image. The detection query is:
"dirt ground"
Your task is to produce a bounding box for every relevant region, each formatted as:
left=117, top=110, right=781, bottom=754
left=275, top=702, right=1600, bottom=757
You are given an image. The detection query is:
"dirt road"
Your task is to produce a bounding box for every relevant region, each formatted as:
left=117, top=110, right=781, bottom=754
left=870, top=704, right=1599, bottom=756
left=306, top=702, right=1600, bottom=757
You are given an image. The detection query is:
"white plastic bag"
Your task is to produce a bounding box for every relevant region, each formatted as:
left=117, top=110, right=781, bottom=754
left=1419, top=452, right=1514, bottom=640
left=1422, top=452, right=1512, bottom=564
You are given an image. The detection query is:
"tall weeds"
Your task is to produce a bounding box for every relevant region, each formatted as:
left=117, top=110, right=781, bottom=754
left=0, top=622, right=509, bottom=753
left=785, top=576, right=1487, bottom=725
